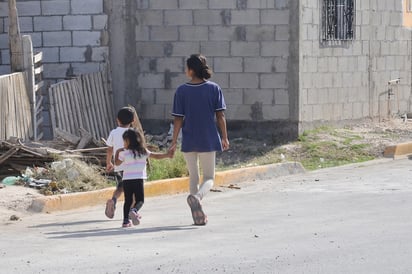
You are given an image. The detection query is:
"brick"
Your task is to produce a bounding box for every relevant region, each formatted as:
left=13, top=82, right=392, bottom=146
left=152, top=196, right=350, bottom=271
left=93, top=15, right=108, bottom=30
left=246, top=26, right=275, bottom=41
left=193, top=10, right=223, bottom=25
left=16, top=1, right=41, bottom=16
left=244, top=57, right=274, bottom=73
left=231, top=10, right=260, bottom=25
left=260, top=73, right=287, bottom=88
left=180, top=26, right=209, bottom=41
left=261, top=10, right=289, bottom=25
left=151, top=26, right=178, bottom=41
left=213, top=57, right=243, bottom=73
left=63, top=15, right=92, bottom=30
left=60, top=47, right=87, bottom=62
left=179, top=0, right=208, bottom=9
left=200, top=41, right=230, bottom=56
left=244, top=89, right=274, bottom=105
left=230, top=73, right=259, bottom=88
left=231, top=42, right=260, bottom=56
left=150, top=0, right=178, bottom=9
left=164, top=10, right=193, bottom=26
left=34, top=16, right=62, bottom=31
left=73, top=31, right=101, bottom=46
left=137, top=10, right=164, bottom=26
left=41, top=0, right=70, bottom=15
left=71, top=0, right=103, bottom=14
left=209, top=0, right=236, bottom=9
left=43, top=31, right=72, bottom=46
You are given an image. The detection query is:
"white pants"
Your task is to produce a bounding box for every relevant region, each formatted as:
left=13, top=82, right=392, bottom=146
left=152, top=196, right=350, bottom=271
left=183, top=151, right=215, bottom=200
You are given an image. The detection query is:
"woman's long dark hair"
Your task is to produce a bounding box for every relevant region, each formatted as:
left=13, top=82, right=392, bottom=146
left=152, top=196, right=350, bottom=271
left=122, top=128, right=147, bottom=158
left=187, top=54, right=212, bottom=80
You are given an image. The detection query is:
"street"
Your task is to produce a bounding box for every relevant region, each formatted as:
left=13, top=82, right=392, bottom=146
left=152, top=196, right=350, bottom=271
left=1, top=158, right=412, bottom=274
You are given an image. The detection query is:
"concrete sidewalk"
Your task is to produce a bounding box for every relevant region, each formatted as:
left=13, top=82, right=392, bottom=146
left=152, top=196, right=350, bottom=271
left=29, top=161, right=305, bottom=212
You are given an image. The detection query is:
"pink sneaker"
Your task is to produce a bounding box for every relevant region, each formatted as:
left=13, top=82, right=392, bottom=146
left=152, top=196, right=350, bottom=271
left=122, top=220, right=132, bottom=228
left=128, top=210, right=141, bottom=225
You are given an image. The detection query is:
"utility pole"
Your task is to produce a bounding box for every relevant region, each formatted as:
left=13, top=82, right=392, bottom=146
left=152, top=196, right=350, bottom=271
left=8, top=0, right=24, bottom=72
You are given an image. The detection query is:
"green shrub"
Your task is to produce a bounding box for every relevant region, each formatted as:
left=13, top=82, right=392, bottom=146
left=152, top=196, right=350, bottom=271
left=147, top=149, right=188, bottom=181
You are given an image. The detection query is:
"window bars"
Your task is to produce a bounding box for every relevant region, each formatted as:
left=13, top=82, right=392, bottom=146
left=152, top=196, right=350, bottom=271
left=322, top=0, right=355, bottom=41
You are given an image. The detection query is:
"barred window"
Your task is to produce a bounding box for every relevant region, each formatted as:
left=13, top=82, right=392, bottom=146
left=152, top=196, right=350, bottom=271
left=322, top=0, right=356, bottom=41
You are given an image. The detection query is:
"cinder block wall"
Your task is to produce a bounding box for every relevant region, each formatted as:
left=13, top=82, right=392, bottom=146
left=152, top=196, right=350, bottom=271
left=300, top=0, right=412, bottom=129
left=112, top=0, right=294, bottom=123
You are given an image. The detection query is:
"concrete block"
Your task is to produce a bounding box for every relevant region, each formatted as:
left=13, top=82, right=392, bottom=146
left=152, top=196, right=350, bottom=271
left=231, top=10, right=260, bottom=25
left=150, top=26, right=178, bottom=41
left=244, top=57, right=274, bottom=73
left=156, top=57, right=185, bottom=72
left=73, top=31, right=101, bottom=46
left=261, top=41, right=289, bottom=57
left=0, top=34, right=8, bottom=49
left=274, top=56, right=288, bottom=73
left=171, top=73, right=187, bottom=89
left=60, top=47, right=87, bottom=62
left=211, top=73, right=229, bottom=89
left=142, top=104, right=166, bottom=120
left=248, top=0, right=276, bottom=8
left=180, top=26, right=209, bottom=41
left=225, top=105, right=252, bottom=120
left=16, top=1, right=41, bottom=16
left=43, top=31, right=72, bottom=46
left=93, top=15, right=108, bottom=30
left=71, top=0, right=103, bottom=14
left=209, top=26, right=237, bottom=41
left=63, top=15, right=92, bottom=30
left=230, top=73, right=259, bottom=88
left=1, top=49, right=10, bottom=65
left=263, top=104, right=289, bottom=120
left=168, top=42, right=200, bottom=57
left=275, top=0, right=289, bottom=9
left=138, top=73, right=164, bottom=88
left=156, top=89, right=175, bottom=104
left=137, top=10, right=163, bottom=26
left=41, top=0, right=70, bottom=15
left=150, top=0, right=178, bottom=9
left=244, top=89, right=274, bottom=105
left=141, top=88, right=155, bottom=104
left=213, top=57, right=243, bottom=73
left=0, top=3, right=8, bottom=17
left=43, top=63, right=69, bottom=79
left=71, top=62, right=101, bottom=75
left=34, top=16, right=62, bottom=31
left=209, top=0, right=236, bottom=9
left=246, top=26, right=275, bottom=41
left=200, top=41, right=230, bottom=56
left=231, top=42, right=260, bottom=56
left=261, top=9, right=289, bottom=25
left=274, top=88, right=289, bottom=104
left=18, top=17, right=33, bottom=33
left=193, top=10, right=223, bottom=25
left=136, top=42, right=165, bottom=56
left=179, top=0, right=208, bottom=9
left=38, top=47, right=59, bottom=63
left=165, top=10, right=193, bottom=25
left=275, top=25, right=289, bottom=40
left=91, top=46, right=108, bottom=63
left=135, top=26, right=150, bottom=41
left=0, top=65, right=10, bottom=75
left=260, top=73, right=287, bottom=89
left=223, top=88, right=243, bottom=105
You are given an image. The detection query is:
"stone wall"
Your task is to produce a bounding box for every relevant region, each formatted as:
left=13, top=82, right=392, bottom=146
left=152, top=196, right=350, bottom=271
left=300, top=0, right=412, bottom=130
left=109, top=0, right=295, bottom=124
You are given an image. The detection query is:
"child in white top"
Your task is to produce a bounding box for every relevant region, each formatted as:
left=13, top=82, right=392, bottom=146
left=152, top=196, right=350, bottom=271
left=115, top=128, right=173, bottom=227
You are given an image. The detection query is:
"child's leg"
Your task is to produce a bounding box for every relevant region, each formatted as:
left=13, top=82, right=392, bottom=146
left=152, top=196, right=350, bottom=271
left=123, top=181, right=133, bottom=224
left=183, top=152, right=200, bottom=195
left=197, top=152, right=216, bottom=200
left=134, top=179, right=144, bottom=211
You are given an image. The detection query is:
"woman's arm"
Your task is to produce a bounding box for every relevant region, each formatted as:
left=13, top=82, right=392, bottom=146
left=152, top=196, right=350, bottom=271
left=170, top=116, right=183, bottom=152
left=216, top=111, right=229, bottom=151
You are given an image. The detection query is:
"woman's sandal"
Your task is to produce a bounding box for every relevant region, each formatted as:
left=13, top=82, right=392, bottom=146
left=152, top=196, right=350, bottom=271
left=187, top=194, right=207, bottom=225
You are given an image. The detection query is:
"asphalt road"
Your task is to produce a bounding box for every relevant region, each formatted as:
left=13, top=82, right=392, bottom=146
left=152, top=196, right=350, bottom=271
left=1, top=158, right=412, bottom=274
